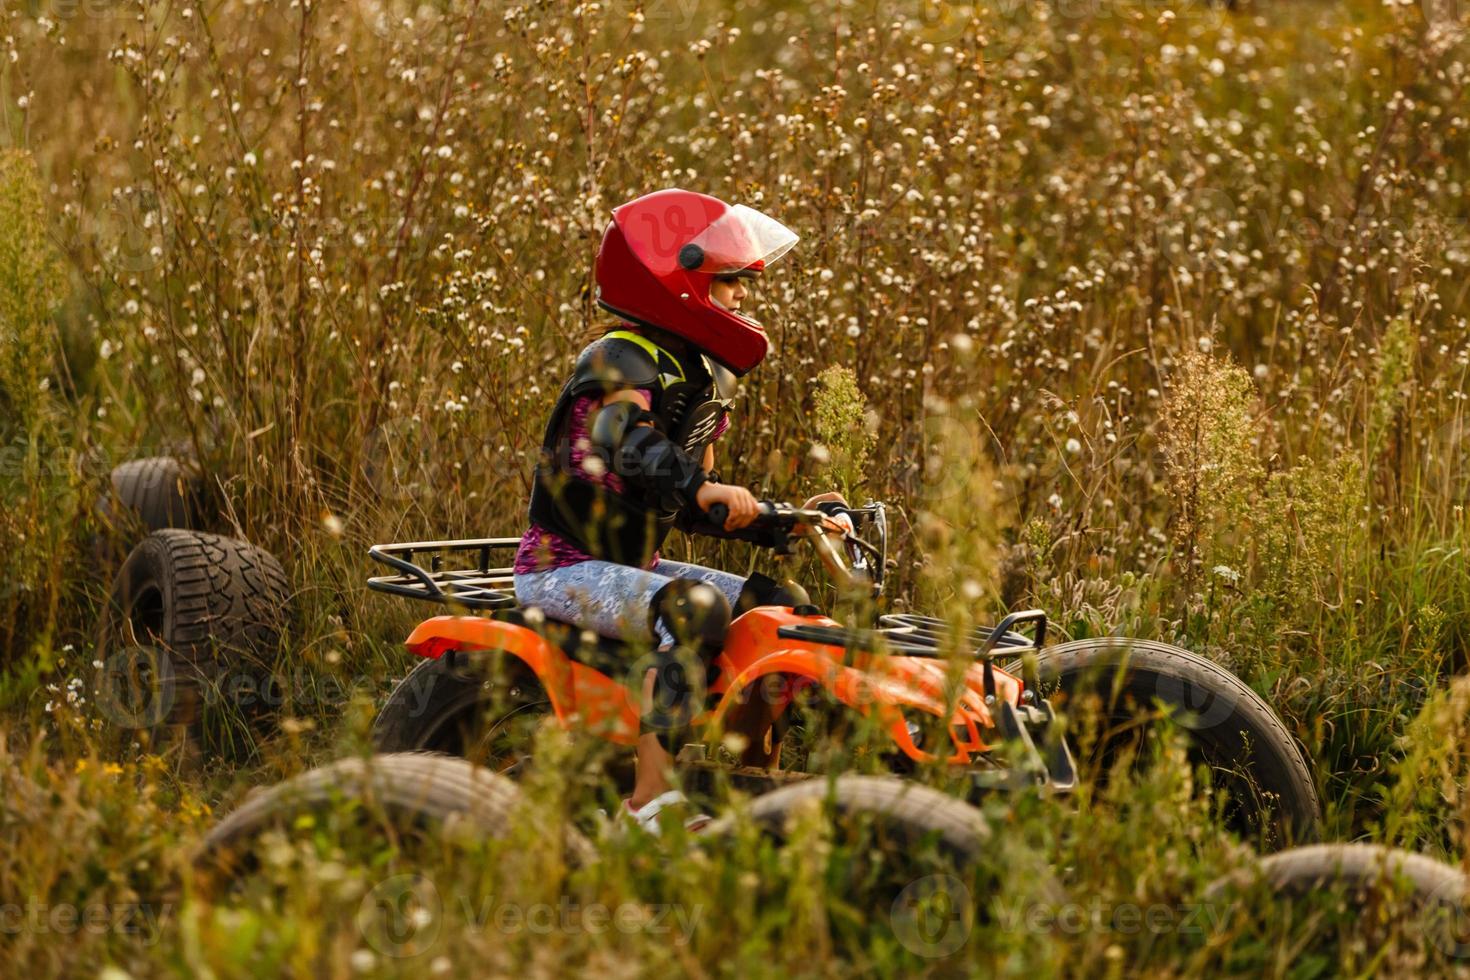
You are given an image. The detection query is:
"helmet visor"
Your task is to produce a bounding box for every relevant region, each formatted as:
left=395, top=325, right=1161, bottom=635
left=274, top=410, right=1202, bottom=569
left=685, top=205, right=798, bottom=275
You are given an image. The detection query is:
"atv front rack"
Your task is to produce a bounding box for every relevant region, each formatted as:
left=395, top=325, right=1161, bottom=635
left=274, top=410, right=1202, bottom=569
left=367, top=538, right=521, bottom=610
left=776, top=610, right=1047, bottom=658
left=778, top=610, right=1050, bottom=713
left=875, top=610, right=1048, bottom=655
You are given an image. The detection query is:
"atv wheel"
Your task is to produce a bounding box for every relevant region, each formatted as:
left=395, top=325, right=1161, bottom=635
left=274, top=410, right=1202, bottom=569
left=96, top=529, right=290, bottom=756
left=767, top=676, right=897, bottom=775
left=1017, top=638, right=1320, bottom=847
left=372, top=652, right=550, bottom=773
left=196, top=752, right=596, bottom=878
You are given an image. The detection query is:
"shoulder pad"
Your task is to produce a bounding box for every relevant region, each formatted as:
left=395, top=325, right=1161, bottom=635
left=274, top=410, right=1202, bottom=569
left=569, top=334, right=661, bottom=395
left=702, top=355, right=739, bottom=401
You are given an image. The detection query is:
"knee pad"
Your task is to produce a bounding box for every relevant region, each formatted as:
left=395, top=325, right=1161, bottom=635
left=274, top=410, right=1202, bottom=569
left=648, top=580, right=731, bottom=652
left=734, top=572, right=809, bottom=614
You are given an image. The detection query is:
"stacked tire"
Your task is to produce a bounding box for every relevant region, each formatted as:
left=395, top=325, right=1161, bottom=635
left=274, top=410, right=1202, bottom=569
left=103, top=456, right=212, bottom=536
left=95, top=456, right=290, bottom=760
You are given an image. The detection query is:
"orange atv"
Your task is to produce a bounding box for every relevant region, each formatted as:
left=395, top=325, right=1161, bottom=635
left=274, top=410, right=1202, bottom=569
left=368, top=501, right=1321, bottom=845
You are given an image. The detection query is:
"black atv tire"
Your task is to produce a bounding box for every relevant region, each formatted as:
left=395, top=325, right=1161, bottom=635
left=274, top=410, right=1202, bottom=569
left=1016, top=638, right=1320, bottom=847
left=96, top=529, right=290, bottom=747
left=195, top=752, right=597, bottom=875
left=705, top=774, right=991, bottom=863
left=104, top=456, right=211, bottom=533
left=372, top=652, right=550, bottom=773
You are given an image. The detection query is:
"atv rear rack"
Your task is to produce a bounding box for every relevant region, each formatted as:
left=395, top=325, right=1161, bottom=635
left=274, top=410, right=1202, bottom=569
left=367, top=538, right=521, bottom=610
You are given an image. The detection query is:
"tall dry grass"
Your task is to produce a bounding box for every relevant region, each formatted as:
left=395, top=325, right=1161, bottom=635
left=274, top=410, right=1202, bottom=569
left=3, top=0, right=1470, bottom=972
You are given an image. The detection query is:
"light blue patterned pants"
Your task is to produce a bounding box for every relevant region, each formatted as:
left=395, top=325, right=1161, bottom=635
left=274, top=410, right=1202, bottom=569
left=513, top=558, right=746, bottom=649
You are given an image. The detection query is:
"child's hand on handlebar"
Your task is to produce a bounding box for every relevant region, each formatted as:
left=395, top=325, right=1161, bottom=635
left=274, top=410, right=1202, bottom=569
left=801, top=491, right=849, bottom=511
left=696, top=482, right=761, bottom=531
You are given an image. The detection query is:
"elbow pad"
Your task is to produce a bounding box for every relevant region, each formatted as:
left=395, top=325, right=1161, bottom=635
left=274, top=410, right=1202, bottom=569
left=615, top=425, right=709, bottom=511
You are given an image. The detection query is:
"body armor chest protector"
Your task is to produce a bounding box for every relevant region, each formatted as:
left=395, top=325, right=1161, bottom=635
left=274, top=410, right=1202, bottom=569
left=526, top=330, right=736, bottom=566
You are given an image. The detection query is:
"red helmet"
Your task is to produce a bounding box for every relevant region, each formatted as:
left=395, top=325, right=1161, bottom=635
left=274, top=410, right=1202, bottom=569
left=594, top=189, right=798, bottom=375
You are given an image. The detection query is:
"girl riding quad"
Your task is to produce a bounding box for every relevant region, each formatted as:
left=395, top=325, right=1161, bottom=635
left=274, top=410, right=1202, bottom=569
left=513, top=189, right=830, bottom=832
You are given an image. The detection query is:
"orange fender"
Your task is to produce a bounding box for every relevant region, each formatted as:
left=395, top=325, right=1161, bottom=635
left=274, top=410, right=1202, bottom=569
left=710, top=649, right=979, bottom=763
left=404, top=615, right=641, bottom=745
left=710, top=607, right=1020, bottom=762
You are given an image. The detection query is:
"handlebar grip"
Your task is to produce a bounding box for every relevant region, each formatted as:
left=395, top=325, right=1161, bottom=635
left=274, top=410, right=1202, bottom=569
left=706, top=502, right=729, bottom=527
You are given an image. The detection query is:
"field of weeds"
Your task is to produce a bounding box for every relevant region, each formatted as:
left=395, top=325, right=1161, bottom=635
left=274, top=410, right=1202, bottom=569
left=5, top=0, right=1470, bottom=974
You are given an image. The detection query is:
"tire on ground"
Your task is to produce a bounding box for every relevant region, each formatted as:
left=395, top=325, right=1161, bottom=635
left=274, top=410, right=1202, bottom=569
left=95, top=529, right=291, bottom=751
left=704, top=774, right=991, bottom=863
left=1017, top=638, right=1321, bottom=847
left=195, top=752, right=597, bottom=876
left=1205, top=843, right=1470, bottom=958
left=102, top=456, right=212, bottom=534
left=701, top=774, right=1058, bottom=954
left=1209, top=843, right=1466, bottom=900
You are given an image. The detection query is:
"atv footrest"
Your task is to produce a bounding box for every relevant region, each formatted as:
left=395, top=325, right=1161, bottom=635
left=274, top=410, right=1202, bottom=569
left=971, top=698, right=1077, bottom=794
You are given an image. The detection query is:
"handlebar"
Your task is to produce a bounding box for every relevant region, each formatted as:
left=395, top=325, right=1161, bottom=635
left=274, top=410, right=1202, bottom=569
left=702, top=500, right=827, bottom=531
left=694, top=497, right=888, bottom=595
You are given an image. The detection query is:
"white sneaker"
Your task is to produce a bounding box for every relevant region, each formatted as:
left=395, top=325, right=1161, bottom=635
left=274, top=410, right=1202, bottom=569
left=622, top=790, right=712, bottom=835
